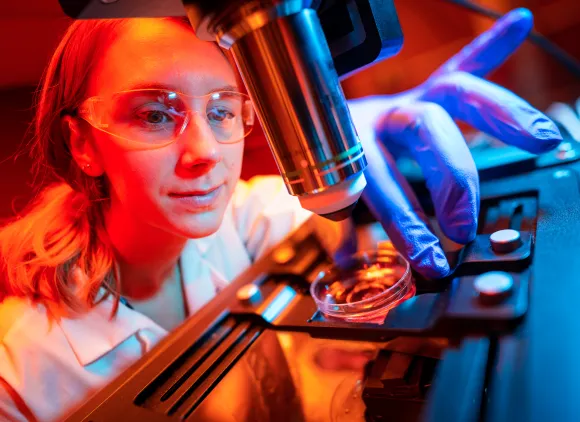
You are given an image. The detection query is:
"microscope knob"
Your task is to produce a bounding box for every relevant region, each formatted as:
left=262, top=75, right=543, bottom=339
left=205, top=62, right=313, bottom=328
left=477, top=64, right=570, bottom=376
left=490, top=229, right=522, bottom=253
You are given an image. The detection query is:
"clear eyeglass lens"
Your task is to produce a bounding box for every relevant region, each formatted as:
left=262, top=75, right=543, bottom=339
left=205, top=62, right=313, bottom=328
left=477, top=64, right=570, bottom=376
left=83, top=89, right=254, bottom=146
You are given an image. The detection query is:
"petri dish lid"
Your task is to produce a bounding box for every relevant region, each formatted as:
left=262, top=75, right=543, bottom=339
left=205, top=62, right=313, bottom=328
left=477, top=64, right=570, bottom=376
left=310, top=247, right=414, bottom=323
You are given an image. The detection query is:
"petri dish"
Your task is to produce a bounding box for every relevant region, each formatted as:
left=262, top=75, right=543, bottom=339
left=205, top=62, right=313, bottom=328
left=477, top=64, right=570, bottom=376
left=310, top=245, right=415, bottom=323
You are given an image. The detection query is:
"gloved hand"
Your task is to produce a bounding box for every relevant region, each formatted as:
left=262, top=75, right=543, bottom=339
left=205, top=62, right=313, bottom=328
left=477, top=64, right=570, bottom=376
left=348, top=8, right=562, bottom=279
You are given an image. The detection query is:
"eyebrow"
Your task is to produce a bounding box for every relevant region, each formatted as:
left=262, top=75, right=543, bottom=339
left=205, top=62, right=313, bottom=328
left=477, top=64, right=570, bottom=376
left=121, top=82, right=239, bottom=95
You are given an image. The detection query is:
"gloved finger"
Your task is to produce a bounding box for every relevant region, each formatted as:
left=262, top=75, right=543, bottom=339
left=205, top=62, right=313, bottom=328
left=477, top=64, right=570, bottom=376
left=361, top=134, right=450, bottom=279
left=422, top=71, right=562, bottom=153
left=430, top=8, right=533, bottom=79
left=377, top=101, right=479, bottom=245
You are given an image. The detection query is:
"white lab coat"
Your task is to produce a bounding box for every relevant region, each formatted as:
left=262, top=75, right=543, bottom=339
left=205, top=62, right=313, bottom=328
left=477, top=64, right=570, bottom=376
left=0, top=176, right=312, bottom=422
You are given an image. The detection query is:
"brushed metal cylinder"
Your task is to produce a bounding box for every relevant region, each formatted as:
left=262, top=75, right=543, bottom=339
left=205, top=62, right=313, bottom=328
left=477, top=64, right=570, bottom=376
left=229, top=8, right=366, bottom=196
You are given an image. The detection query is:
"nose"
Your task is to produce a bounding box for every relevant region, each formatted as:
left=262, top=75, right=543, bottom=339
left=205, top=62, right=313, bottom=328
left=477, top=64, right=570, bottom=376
left=177, top=113, right=223, bottom=177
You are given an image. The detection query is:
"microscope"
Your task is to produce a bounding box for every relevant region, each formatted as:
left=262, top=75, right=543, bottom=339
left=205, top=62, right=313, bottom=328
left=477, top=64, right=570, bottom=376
left=59, top=0, right=403, bottom=220
left=58, top=1, right=580, bottom=421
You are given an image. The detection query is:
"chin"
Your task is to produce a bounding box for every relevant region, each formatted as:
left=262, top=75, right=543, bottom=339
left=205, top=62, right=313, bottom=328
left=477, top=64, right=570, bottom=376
left=172, top=209, right=226, bottom=239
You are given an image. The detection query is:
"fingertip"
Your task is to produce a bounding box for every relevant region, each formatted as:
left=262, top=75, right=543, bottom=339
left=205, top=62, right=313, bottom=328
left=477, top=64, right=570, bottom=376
left=381, top=221, right=452, bottom=280
left=411, top=245, right=451, bottom=280
left=523, top=115, right=564, bottom=154
left=538, top=122, right=563, bottom=149
left=511, top=7, right=533, bottom=23
left=498, top=8, right=533, bottom=44
left=538, top=135, right=563, bottom=153
left=505, top=8, right=534, bottom=30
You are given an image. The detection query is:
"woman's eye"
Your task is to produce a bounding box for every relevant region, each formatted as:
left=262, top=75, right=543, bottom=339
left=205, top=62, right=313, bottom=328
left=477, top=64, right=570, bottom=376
left=139, top=110, right=171, bottom=124
left=208, top=107, right=234, bottom=122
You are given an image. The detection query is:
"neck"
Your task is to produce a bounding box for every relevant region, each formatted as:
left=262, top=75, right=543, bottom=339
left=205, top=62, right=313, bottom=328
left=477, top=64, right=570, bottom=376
left=105, top=199, right=187, bottom=300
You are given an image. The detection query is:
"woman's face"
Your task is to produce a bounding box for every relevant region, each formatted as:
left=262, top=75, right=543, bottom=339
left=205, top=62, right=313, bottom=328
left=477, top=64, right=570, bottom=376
left=84, top=20, right=245, bottom=239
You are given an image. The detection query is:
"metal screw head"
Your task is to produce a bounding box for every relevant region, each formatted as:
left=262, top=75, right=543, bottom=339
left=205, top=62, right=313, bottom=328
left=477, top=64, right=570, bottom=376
left=272, top=245, right=296, bottom=264
left=237, top=284, right=261, bottom=305
left=474, top=271, right=514, bottom=304
left=490, top=229, right=522, bottom=253
left=556, top=142, right=577, bottom=160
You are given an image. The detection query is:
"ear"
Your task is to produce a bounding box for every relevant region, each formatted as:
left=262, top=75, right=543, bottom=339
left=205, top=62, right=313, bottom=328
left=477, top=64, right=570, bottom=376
left=62, top=116, right=105, bottom=177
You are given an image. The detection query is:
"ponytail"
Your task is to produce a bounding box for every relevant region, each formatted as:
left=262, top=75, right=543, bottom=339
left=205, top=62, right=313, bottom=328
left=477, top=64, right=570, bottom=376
left=0, top=183, right=118, bottom=313
left=0, top=19, right=133, bottom=314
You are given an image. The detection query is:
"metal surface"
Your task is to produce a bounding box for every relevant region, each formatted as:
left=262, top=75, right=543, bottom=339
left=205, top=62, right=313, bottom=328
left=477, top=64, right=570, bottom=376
left=482, top=164, right=580, bottom=422
left=225, top=7, right=367, bottom=198
left=65, top=144, right=580, bottom=422
left=421, top=338, right=491, bottom=422
left=188, top=331, right=377, bottom=422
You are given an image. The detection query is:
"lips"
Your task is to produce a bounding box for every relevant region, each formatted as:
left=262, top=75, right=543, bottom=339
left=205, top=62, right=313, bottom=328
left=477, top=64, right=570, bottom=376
left=169, top=184, right=224, bottom=209
left=169, top=184, right=222, bottom=197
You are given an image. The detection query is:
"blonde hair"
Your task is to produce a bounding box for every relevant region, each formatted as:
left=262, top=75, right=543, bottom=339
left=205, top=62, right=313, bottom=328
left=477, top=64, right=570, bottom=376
left=0, top=17, right=199, bottom=314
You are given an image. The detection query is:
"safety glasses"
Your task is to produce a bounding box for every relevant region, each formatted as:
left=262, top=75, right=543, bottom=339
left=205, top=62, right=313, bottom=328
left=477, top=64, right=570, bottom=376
left=77, top=89, right=255, bottom=148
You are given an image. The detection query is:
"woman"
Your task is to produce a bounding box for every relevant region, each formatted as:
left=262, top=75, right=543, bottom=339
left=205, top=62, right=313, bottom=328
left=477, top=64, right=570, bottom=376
left=0, top=9, right=561, bottom=421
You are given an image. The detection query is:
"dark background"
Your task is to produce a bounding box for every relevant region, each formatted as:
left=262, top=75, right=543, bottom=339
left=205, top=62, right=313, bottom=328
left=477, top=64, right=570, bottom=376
left=0, top=0, right=578, bottom=219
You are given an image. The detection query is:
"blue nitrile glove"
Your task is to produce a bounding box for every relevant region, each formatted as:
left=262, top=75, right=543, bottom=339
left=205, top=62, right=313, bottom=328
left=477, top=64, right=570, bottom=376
left=348, top=8, right=562, bottom=279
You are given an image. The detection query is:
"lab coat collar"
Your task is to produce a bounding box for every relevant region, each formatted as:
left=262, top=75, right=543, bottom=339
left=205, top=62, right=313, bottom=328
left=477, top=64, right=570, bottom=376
left=58, top=204, right=235, bottom=367
left=180, top=237, right=233, bottom=314
left=57, top=234, right=221, bottom=367
left=58, top=295, right=166, bottom=367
